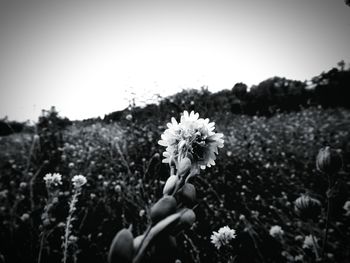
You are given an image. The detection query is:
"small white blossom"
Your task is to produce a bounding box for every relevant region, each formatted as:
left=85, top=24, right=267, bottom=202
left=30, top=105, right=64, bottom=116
left=343, top=200, right=350, bottom=216
left=21, top=213, right=30, bottom=221
left=303, top=235, right=316, bottom=250
left=269, top=225, right=284, bottom=238
left=43, top=173, right=62, bottom=187
left=210, top=226, right=236, bottom=249
left=294, top=254, right=304, bottom=262
left=72, top=175, right=87, bottom=188
left=125, top=114, right=133, bottom=121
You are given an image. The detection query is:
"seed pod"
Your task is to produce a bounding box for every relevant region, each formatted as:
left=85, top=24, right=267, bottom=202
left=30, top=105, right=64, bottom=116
left=178, top=183, right=196, bottom=207
left=179, top=208, right=196, bottom=228
left=316, top=146, right=342, bottom=174
left=108, top=228, right=134, bottom=263
left=177, top=157, right=192, bottom=177
left=171, top=208, right=196, bottom=234
left=294, top=195, right=321, bottom=221
left=163, top=175, right=179, bottom=195
left=150, top=196, right=177, bottom=224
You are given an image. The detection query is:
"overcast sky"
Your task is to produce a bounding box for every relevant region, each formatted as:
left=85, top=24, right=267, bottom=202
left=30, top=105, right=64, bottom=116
left=0, top=0, right=349, bottom=121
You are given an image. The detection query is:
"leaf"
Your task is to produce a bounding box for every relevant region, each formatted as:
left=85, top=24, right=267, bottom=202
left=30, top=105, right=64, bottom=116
left=133, top=208, right=188, bottom=263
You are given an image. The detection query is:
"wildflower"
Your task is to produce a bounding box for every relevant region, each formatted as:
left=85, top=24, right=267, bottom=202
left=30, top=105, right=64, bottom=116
left=21, top=213, right=30, bottom=221
left=139, top=209, right=145, bottom=217
left=72, top=175, right=87, bottom=188
left=125, top=114, right=133, bottom=121
left=269, top=225, right=284, bottom=238
left=43, top=173, right=62, bottom=187
left=316, top=146, right=342, bottom=174
left=114, top=185, right=122, bottom=193
left=210, top=226, right=236, bottom=249
left=343, top=200, right=350, bottom=216
left=58, top=222, right=65, bottom=228
left=19, top=182, right=27, bottom=189
left=303, top=235, right=316, bottom=249
left=158, top=110, right=224, bottom=170
left=294, top=255, right=304, bottom=262
left=52, top=197, right=59, bottom=204
left=295, top=235, right=303, bottom=242
left=239, top=214, right=245, bottom=221
left=63, top=175, right=87, bottom=263
left=68, top=235, right=78, bottom=243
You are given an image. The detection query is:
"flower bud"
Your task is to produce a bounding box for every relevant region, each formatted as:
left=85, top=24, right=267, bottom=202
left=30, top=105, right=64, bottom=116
left=163, top=175, right=179, bottom=195
left=294, top=195, right=321, bottom=221
left=316, top=146, right=342, bottom=174
left=178, top=183, right=196, bottom=207
left=171, top=208, right=196, bottom=234
left=179, top=208, right=196, bottom=228
left=177, top=157, right=191, bottom=177
left=108, top=228, right=134, bottom=263
left=150, top=196, right=177, bottom=224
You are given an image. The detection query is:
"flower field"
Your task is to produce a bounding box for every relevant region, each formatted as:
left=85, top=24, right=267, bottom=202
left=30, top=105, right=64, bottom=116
left=0, top=107, right=350, bottom=263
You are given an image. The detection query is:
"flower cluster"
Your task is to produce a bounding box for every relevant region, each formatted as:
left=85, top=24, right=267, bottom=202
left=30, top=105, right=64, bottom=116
left=72, top=175, right=87, bottom=189
left=269, top=225, right=284, bottom=238
left=158, top=111, right=224, bottom=170
left=210, top=226, right=236, bottom=249
left=43, top=173, right=62, bottom=187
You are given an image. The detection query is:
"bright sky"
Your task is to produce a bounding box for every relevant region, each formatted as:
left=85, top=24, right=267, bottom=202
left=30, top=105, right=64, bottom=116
left=0, top=0, right=349, bottom=121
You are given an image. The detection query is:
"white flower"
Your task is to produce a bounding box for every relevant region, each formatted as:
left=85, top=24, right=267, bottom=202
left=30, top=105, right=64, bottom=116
left=343, top=200, right=350, bottom=216
left=20, top=213, right=30, bottom=221
left=43, top=173, right=62, bottom=187
left=72, top=175, right=87, bottom=188
left=269, top=225, right=284, bottom=238
left=294, top=255, right=304, bottom=262
left=210, top=226, right=236, bottom=249
left=303, top=235, right=316, bottom=250
left=158, top=111, right=224, bottom=170
left=125, top=114, right=133, bottom=121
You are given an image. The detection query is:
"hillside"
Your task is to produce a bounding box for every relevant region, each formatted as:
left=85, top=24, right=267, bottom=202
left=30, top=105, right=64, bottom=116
left=0, top=106, right=349, bottom=263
